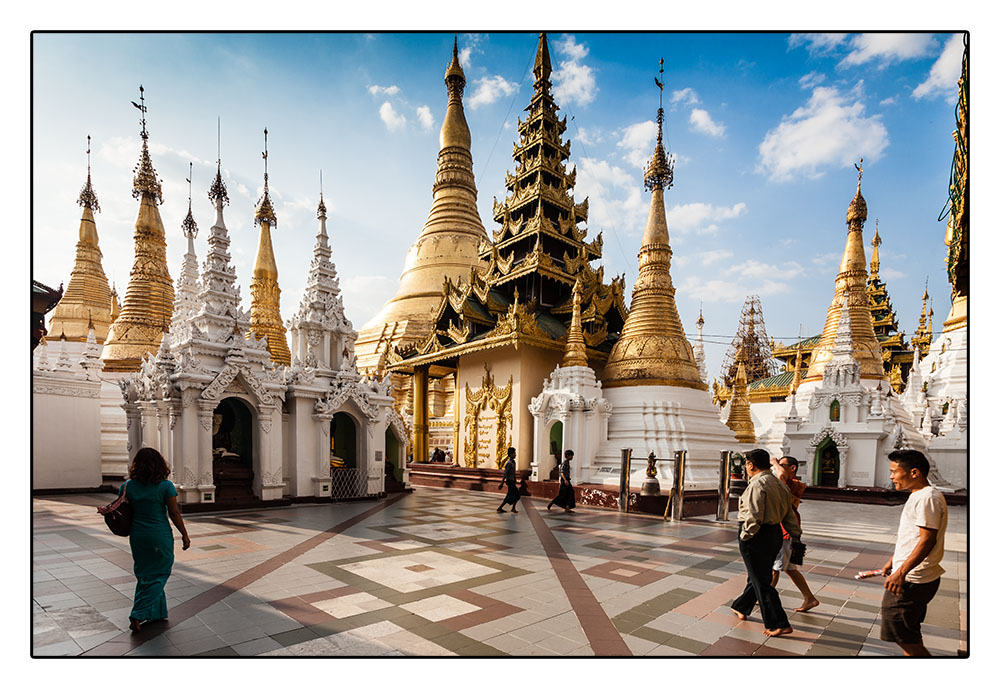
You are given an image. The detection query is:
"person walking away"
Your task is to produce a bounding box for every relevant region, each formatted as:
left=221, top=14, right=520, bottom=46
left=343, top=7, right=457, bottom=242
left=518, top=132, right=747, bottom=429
left=879, top=449, right=948, bottom=656
left=497, top=447, right=520, bottom=513
left=730, top=448, right=801, bottom=637
left=122, top=447, right=191, bottom=632
left=770, top=455, right=819, bottom=612
left=547, top=450, right=576, bottom=512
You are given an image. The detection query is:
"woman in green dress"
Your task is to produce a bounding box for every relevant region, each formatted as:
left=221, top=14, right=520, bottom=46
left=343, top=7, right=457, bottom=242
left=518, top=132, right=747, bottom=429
left=121, top=448, right=190, bottom=633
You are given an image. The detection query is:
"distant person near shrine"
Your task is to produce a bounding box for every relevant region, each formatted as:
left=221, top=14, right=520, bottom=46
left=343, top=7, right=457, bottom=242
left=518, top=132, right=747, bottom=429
left=879, top=449, right=949, bottom=657
left=496, top=447, right=520, bottom=514
left=731, top=448, right=801, bottom=637
left=121, top=448, right=190, bottom=633
left=770, top=455, right=819, bottom=612
left=547, top=450, right=576, bottom=513
left=431, top=447, right=445, bottom=463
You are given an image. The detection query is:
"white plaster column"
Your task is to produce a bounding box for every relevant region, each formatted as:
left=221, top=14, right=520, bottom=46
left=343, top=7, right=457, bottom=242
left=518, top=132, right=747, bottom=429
left=137, top=401, right=158, bottom=452
left=257, top=404, right=285, bottom=501
left=196, top=400, right=216, bottom=503
left=313, top=413, right=333, bottom=498
left=123, top=402, right=143, bottom=462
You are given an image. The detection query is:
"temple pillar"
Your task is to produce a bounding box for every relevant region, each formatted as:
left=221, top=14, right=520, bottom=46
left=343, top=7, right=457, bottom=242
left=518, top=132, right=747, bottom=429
left=257, top=403, right=284, bottom=501
left=137, top=401, right=158, bottom=452
left=413, top=365, right=429, bottom=462
left=123, top=402, right=142, bottom=461
left=313, top=413, right=333, bottom=498
left=196, top=400, right=216, bottom=503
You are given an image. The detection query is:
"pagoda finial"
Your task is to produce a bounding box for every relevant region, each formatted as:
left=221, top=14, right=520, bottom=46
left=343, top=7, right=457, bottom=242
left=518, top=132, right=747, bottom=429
left=870, top=218, right=881, bottom=277
left=562, top=279, right=588, bottom=368
left=77, top=135, right=100, bottom=212
left=317, top=169, right=327, bottom=218
left=181, top=162, right=198, bottom=239
left=846, top=156, right=867, bottom=225
left=644, top=58, right=674, bottom=192
left=255, top=128, right=277, bottom=227
left=131, top=85, right=163, bottom=204
left=533, top=33, right=552, bottom=88
left=208, top=117, right=229, bottom=206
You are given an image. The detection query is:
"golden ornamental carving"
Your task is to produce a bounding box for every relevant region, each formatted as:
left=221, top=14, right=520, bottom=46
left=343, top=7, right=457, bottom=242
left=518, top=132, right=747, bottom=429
left=463, top=364, right=513, bottom=468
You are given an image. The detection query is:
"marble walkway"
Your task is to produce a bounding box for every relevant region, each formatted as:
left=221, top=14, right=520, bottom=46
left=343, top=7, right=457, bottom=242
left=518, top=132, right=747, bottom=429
left=32, top=487, right=967, bottom=657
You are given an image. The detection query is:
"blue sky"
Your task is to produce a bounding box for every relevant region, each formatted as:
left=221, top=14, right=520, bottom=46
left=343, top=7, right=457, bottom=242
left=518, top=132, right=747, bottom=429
left=31, top=30, right=965, bottom=381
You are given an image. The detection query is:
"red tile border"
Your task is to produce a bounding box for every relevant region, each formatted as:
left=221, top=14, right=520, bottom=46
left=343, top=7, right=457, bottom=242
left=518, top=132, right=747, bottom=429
left=522, top=499, right=632, bottom=656
left=580, top=560, right=670, bottom=586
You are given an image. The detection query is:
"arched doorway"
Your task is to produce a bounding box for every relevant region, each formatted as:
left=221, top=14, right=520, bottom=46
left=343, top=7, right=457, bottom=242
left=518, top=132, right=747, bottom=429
left=814, top=436, right=840, bottom=487
left=547, top=421, right=563, bottom=481
left=330, top=412, right=358, bottom=468
left=212, top=397, right=255, bottom=503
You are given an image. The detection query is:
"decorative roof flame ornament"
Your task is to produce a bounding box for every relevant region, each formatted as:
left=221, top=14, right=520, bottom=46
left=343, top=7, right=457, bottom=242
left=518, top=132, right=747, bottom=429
left=130, top=85, right=163, bottom=205
left=317, top=169, right=327, bottom=219
left=255, top=128, right=277, bottom=227
left=78, top=135, right=100, bottom=212
left=561, top=279, right=588, bottom=367
left=602, top=59, right=704, bottom=390
left=801, top=160, right=885, bottom=383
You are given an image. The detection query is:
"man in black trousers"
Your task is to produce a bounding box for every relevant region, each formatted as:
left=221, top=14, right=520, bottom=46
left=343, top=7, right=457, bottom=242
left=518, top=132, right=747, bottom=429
left=731, top=448, right=801, bottom=637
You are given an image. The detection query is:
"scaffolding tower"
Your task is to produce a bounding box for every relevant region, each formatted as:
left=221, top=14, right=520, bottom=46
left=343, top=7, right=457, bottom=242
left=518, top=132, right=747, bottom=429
left=720, top=295, right=780, bottom=388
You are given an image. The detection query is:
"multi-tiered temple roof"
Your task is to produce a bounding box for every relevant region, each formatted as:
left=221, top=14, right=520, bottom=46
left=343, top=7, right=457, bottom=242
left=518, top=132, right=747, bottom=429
left=390, top=34, right=626, bottom=369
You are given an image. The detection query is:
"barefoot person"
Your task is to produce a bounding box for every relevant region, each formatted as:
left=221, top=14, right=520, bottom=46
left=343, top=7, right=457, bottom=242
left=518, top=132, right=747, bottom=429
left=731, top=448, right=801, bottom=637
left=122, top=447, right=191, bottom=633
left=496, top=447, right=521, bottom=514
left=770, top=456, right=819, bottom=613
left=547, top=450, right=576, bottom=512
left=879, top=449, right=948, bottom=657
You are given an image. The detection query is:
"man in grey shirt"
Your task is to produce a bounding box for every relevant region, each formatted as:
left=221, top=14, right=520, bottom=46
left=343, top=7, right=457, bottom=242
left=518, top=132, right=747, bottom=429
left=731, top=448, right=801, bottom=637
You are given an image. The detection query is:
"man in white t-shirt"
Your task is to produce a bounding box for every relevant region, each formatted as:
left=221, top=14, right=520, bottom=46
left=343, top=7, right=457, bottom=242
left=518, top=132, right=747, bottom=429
left=879, top=449, right=949, bottom=656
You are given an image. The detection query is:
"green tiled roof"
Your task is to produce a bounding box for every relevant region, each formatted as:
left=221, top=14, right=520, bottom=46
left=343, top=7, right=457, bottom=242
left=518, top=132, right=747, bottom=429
left=748, top=370, right=795, bottom=390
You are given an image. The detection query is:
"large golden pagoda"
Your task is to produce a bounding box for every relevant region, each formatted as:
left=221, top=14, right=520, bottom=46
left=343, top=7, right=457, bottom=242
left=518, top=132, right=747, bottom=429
left=802, top=161, right=886, bottom=383
left=102, top=88, right=175, bottom=371
left=248, top=128, right=291, bottom=366
left=942, top=34, right=968, bottom=333
left=602, top=60, right=704, bottom=390
left=46, top=136, right=115, bottom=343
left=354, top=37, right=488, bottom=384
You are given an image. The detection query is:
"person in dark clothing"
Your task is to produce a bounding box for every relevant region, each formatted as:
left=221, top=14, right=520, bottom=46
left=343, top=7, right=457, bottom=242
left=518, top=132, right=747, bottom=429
left=547, top=450, right=576, bottom=512
left=730, top=448, right=801, bottom=637
left=430, top=447, right=445, bottom=463
left=497, top=447, right=520, bottom=513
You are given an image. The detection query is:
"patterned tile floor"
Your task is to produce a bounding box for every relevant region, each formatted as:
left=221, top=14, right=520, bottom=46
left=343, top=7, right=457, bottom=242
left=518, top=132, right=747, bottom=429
left=31, top=488, right=967, bottom=658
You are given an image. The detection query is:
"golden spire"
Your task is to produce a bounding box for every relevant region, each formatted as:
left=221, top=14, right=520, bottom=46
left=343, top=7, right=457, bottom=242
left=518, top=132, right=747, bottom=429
left=603, top=60, right=703, bottom=390
left=249, top=127, right=290, bottom=366
left=790, top=339, right=803, bottom=394
left=726, top=349, right=757, bottom=443
left=802, top=160, right=885, bottom=383
left=561, top=279, right=588, bottom=367
left=102, top=87, right=175, bottom=371
left=533, top=32, right=552, bottom=86
left=46, top=136, right=115, bottom=344
left=355, top=38, right=487, bottom=376
left=869, top=218, right=881, bottom=279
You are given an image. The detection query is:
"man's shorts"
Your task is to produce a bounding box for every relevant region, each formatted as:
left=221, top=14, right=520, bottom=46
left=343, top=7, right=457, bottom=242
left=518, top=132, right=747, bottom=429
left=772, top=539, right=799, bottom=572
left=880, top=578, right=941, bottom=645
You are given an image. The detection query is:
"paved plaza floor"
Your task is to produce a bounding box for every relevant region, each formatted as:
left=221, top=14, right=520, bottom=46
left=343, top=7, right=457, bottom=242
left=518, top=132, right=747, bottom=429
left=31, top=487, right=967, bottom=658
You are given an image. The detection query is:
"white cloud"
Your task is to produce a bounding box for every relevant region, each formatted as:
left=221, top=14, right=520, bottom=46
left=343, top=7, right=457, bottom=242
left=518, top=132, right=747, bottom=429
left=881, top=266, right=906, bottom=280
left=573, top=157, right=646, bottom=237
left=839, top=33, right=935, bottom=68
left=698, top=249, right=733, bottom=266
left=757, top=82, right=888, bottom=182
left=679, top=275, right=791, bottom=304
left=617, top=120, right=658, bottom=168
left=467, top=75, right=519, bottom=109
left=735, top=259, right=804, bottom=280
left=812, top=252, right=841, bottom=268
left=552, top=35, right=597, bottom=107
left=788, top=33, right=849, bottom=55
left=689, top=108, right=725, bottom=137
left=368, top=84, right=399, bottom=97
left=576, top=126, right=604, bottom=146
left=670, top=87, right=700, bottom=106
left=379, top=101, right=406, bottom=132
left=880, top=96, right=897, bottom=106
left=913, top=33, right=964, bottom=100
left=799, top=72, right=826, bottom=89
left=457, top=33, right=485, bottom=69
left=667, top=202, right=747, bottom=235
left=415, top=105, right=434, bottom=131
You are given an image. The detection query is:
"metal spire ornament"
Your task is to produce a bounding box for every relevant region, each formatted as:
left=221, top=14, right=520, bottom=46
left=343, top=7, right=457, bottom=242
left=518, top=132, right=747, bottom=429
left=181, top=162, right=198, bottom=239
left=254, top=128, right=277, bottom=227
left=208, top=117, right=229, bottom=206
left=77, top=135, right=100, bottom=212
left=644, top=58, right=674, bottom=192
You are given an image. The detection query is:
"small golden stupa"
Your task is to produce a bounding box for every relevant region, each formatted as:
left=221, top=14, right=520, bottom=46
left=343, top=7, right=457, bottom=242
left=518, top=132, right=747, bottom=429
left=802, top=160, right=886, bottom=383
left=45, top=136, right=115, bottom=344
left=102, top=87, right=175, bottom=371
left=248, top=128, right=291, bottom=366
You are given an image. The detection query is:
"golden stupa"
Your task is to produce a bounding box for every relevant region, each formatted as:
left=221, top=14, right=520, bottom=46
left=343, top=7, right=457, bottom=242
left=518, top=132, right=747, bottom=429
left=102, top=87, right=175, bottom=371
left=802, top=160, right=886, bottom=383
left=354, top=36, right=488, bottom=378
left=725, top=350, right=756, bottom=443
left=46, top=136, right=115, bottom=344
left=561, top=279, right=588, bottom=368
left=602, top=63, right=705, bottom=390
left=248, top=128, right=291, bottom=366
